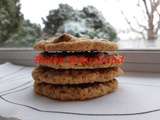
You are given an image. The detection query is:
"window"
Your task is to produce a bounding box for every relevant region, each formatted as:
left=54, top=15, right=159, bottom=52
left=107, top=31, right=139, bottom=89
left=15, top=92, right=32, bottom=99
left=0, top=0, right=160, bottom=49
left=0, top=0, right=160, bottom=72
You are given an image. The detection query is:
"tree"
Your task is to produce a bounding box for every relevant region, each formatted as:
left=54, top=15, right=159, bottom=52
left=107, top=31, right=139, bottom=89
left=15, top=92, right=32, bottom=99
left=43, top=4, right=117, bottom=41
left=121, top=0, right=160, bottom=40
left=3, top=20, right=42, bottom=47
left=0, top=0, right=42, bottom=47
left=0, top=0, right=23, bottom=43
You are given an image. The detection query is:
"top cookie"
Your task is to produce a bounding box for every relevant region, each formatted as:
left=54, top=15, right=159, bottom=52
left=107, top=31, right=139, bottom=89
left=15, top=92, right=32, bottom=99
left=34, top=33, right=118, bottom=52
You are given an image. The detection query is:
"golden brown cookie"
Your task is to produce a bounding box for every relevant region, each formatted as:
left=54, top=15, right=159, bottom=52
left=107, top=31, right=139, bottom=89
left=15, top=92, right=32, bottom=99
left=37, top=62, right=123, bottom=69
left=34, top=79, right=118, bottom=101
left=34, top=33, right=118, bottom=52
left=32, top=66, right=123, bottom=84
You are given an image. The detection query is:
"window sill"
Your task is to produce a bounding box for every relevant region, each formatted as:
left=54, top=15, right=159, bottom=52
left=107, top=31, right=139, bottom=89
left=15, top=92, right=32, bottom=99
left=0, top=48, right=160, bottom=72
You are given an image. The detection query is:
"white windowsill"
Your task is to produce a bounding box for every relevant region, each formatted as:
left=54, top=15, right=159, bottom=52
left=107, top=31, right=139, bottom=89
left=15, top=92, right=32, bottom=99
left=0, top=48, right=160, bottom=72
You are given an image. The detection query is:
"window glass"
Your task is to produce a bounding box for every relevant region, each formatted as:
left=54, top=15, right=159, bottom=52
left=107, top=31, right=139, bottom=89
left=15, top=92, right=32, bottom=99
left=0, top=0, right=160, bottom=49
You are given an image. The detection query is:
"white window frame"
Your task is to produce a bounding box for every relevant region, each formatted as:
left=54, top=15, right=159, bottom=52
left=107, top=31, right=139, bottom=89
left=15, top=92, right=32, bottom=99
left=0, top=48, right=160, bottom=72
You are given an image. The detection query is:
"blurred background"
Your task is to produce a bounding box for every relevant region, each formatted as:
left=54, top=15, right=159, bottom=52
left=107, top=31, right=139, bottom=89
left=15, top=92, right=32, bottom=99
left=0, top=0, right=160, bottom=49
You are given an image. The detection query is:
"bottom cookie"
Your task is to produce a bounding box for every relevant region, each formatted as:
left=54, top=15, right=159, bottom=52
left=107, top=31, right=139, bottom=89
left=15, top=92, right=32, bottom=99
left=34, top=79, right=118, bottom=101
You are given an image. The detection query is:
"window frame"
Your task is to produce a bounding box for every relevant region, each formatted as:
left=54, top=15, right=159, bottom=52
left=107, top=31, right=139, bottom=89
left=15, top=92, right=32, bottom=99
left=0, top=48, right=160, bottom=72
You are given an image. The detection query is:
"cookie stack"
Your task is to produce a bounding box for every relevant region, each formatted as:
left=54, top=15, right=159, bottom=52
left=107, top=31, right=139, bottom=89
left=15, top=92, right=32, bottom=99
left=32, top=33, right=125, bottom=101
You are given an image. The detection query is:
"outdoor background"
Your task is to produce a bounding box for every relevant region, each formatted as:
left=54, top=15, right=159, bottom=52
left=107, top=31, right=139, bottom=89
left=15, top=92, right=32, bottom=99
left=0, top=0, right=160, bottom=49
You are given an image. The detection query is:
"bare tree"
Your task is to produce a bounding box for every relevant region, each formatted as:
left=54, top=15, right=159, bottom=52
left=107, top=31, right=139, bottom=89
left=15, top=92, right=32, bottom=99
left=121, top=0, right=160, bottom=40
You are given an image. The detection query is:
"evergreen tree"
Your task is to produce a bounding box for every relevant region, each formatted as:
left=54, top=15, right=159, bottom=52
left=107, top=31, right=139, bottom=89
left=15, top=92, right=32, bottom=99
left=3, top=20, right=42, bottom=47
left=0, top=0, right=23, bottom=43
left=0, top=0, right=42, bottom=47
left=43, top=4, right=117, bottom=41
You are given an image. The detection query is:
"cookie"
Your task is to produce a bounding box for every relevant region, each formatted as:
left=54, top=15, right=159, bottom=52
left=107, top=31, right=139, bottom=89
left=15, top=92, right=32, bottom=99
left=34, top=33, right=118, bottom=52
left=32, top=66, right=123, bottom=84
left=34, top=53, right=125, bottom=69
left=34, top=79, right=118, bottom=101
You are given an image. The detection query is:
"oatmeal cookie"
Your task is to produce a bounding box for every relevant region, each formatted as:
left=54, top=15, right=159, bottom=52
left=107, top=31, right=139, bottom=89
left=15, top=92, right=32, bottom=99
left=34, top=79, right=118, bottom=101
left=34, top=33, right=118, bottom=52
left=32, top=66, right=123, bottom=84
